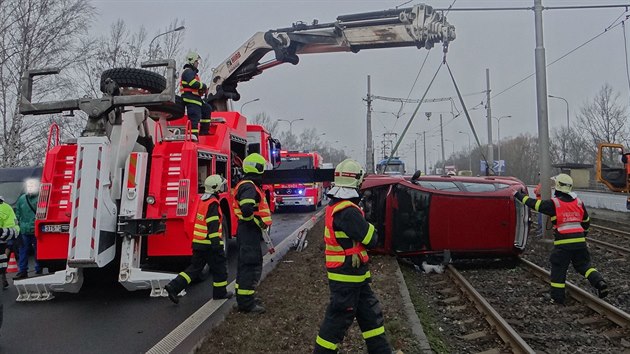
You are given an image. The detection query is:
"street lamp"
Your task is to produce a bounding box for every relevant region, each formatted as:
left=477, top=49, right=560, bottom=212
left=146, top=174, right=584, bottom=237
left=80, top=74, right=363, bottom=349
left=277, top=118, right=304, bottom=134
left=239, top=98, right=260, bottom=115
left=492, top=115, right=512, bottom=175
left=458, top=131, right=472, bottom=171
left=149, top=26, right=185, bottom=60
left=548, top=94, right=569, bottom=130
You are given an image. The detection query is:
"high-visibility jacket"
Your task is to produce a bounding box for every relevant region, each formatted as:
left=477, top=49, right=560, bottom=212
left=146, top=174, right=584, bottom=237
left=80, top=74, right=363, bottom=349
left=324, top=201, right=369, bottom=268
left=180, top=66, right=207, bottom=106
left=192, top=196, right=223, bottom=247
left=232, top=180, right=272, bottom=229
left=552, top=197, right=585, bottom=235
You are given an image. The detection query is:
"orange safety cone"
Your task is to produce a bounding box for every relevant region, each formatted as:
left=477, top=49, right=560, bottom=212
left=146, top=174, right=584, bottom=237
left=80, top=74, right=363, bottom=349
left=7, top=252, right=18, bottom=273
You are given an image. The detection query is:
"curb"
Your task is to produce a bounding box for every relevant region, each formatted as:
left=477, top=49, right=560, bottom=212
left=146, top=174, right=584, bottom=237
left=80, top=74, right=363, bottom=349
left=146, top=210, right=325, bottom=354
left=394, top=262, right=432, bottom=353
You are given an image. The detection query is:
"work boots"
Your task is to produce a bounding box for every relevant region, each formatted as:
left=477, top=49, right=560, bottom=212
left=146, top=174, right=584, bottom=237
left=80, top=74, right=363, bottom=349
left=164, top=283, right=179, bottom=304
left=596, top=281, right=609, bottom=299
left=213, top=290, right=234, bottom=300
left=239, top=304, right=266, bottom=314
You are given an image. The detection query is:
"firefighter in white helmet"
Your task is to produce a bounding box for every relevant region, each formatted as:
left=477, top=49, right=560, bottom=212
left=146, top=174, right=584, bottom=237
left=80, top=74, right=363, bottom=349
left=514, top=173, right=608, bottom=304
left=164, top=175, right=232, bottom=303
left=314, top=159, right=392, bottom=353
left=180, top=51, right=213, bottom=136
left=232, top=153, right=272, bottom=314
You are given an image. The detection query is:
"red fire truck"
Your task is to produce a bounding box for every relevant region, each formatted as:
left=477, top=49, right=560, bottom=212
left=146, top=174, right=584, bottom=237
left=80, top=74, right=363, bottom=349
left=15, top=4, right=454, bottom=300
left=274, top=151, right=324, bottom=211
left=247, top=124, right=281, bottom=212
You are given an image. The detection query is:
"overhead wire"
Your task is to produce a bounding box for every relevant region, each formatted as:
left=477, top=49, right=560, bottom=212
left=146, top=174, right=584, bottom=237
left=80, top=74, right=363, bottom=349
left=492, top=10, right=629, bottom=100
left=622, top=18, right=630, bottom=105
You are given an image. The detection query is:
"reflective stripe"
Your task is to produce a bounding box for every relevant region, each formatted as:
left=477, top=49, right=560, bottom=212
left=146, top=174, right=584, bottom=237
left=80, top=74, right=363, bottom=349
left=237, top=288, right=255, bottom=295
left=195, top=224, right=208, bottom=231
left=316, top=336, right=338, bottom=350
left=200, top=119, right=211, bottom=123
left=551, top=216, right=557, bottom=221
left=553, top=237, right=586, bottom=245
left=327, top=271, right=371, bottom=283
left=213, top=280, right=228, bottom=287
left=550, top=282, right=565, bottom=288
left=206, top=216, right=219, bottom=223
left=585, top=268, right=597, bottom=278
left=557, top=222, right=583, bottom=233
left=208, top=232, right=222, bottom=238
left=534, top=200, right=542, bottom=211
left=362, top=224, right=375, bottom=245
left=335, top=231, right=349, bottom=239
left=180, top=272, right=192, bottom=284
left=189, top=79, right=198, bottom=86
left=191, top=129, right=199, bottom=133
left=182, top=97, right=202, bottom=106
left=522, top=196, right=530, bottom=203
left=239, top=198, right=256, bottom=206
left=193, top=239, right=212, bottom=244
left=326, top=255, right=346, bottom=263
left=325, top=244, right=345, bottom=252
left=240, top=215, right=254, bottom=221
left=193, top=231, right=207, bottom=238
left=583, top=216, right=590, bottom=222
left=362, top=326, right=385, bottom=339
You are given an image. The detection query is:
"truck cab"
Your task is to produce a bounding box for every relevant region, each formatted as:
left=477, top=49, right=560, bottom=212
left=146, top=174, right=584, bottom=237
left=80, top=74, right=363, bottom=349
left=274, top=151, right=324, bottom=211
left=247, top=124, right=282, bottom=212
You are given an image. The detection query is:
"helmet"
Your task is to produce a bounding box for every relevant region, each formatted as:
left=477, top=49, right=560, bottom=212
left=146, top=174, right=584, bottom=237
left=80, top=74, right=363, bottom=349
left=243, top=153, right=266, bottom=174
left=204, top=174, right=226, bottom=194
left=333, top=159, right=365, bottom=189
left=553, top=173, right=573, bottom=194
left=186, top=51, right=201, bottom=66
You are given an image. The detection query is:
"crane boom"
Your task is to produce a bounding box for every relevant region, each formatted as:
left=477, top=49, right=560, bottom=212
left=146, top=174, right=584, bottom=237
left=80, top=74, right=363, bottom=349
left=208, top=3, right=456, bottom=111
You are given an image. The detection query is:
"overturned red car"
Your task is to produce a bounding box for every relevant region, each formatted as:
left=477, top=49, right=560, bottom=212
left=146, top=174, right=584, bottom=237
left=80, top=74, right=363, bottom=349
left=360, top=174, right=529, bottom=261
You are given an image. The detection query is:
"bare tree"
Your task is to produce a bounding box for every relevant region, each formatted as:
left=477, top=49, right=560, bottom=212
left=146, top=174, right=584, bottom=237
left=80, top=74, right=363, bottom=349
left=251, top=112, right=280, bottom=136
left=499, top=134, right=539, bottom=184
left=0, top=0, right=95, bottom=167
left=577, top=84, right=629, bottom=148
left=550, top=127, right=592, bottom=165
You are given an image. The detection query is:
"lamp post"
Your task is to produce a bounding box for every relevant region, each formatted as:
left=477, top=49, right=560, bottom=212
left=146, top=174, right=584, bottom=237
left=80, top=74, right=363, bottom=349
left=277, top=118, right=304, bottom=134
left=548, top=94, right=569, bottom=130
left=458, top=131, right=471, bottom=171
left=492, top=115, right=512, bottom=175
left=239, top=98, right=260, bottom=116
left=149, top=26, right=185, bottom=60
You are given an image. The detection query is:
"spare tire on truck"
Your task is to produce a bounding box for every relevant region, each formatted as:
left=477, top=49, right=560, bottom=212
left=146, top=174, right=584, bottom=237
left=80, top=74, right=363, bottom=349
left=100, top=68, right=185, bottom=120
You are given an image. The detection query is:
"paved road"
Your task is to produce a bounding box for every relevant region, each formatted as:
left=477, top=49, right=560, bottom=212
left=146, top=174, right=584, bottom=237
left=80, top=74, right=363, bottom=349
left=0, top=208, right=317, bottom=354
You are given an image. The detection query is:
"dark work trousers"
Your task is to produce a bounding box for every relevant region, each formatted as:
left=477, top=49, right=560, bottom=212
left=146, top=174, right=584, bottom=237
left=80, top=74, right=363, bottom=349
left=0, top=242, right=7, bottom=275
left=315, top=282, right=391, bottom=354
left=235, top=221, right=263, bottom=311
left=549, top=244, right=604, bottom=303
left=167, top=247, right=228, bottom=299
left=185, top=101, right=212, bottom=135
left=18, top=234, right=41, bottom=274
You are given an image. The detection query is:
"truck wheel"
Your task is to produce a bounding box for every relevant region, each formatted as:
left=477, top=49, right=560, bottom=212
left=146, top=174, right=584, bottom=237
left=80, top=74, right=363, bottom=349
left=100, top=68, right=166, bottom=94
left=147, top=95, right=185, bottom=121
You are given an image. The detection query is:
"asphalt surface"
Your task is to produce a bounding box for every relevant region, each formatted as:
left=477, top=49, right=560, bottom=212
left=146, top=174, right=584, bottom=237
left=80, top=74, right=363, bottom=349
left=0, top=208, right=317, bottom=354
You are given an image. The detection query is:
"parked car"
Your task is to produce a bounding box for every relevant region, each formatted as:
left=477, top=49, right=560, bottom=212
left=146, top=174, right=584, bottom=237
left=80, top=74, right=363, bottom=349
left=360, top=174, right=529, bottom=263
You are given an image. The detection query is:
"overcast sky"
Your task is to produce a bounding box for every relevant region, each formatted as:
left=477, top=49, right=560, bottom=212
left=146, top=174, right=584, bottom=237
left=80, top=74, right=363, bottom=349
left=93, top=0, right=630, bottom=168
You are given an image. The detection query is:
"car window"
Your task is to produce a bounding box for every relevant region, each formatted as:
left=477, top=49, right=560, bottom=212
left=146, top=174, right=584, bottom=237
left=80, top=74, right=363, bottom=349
left=495, top=183, right=511, bottom=190
left=461, top=182, right=496, bottom=193
left=416, top=180, right=461, bottom=191
left=392, top=185, right=430, bottom=252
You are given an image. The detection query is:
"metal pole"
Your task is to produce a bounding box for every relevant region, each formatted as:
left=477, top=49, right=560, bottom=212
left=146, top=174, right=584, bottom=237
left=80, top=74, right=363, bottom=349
left=149, top=26, right=185, bottom=60
left=240, top=98, right=260, bottom=116
left=486, top=68, right=494, bottom=175
left=423, top=131, right=427, bottom=175
left=497, top=120, right=501, bottom=174
left=440, top=114, right=445, bottom=171
left=534, top=0, right=553, bottom=240
left=414, top=139, right=418, bottom=171
left=366, top=76, right=374, bottom=173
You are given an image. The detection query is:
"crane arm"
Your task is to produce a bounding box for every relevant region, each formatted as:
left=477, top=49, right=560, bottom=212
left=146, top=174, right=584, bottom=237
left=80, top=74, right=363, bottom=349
left=207, top=3, right=456, bottom=111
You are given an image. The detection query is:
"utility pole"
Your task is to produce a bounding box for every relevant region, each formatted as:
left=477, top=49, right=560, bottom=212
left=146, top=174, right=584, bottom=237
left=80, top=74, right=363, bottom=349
left=366, top=76, right=374, bottom=174
left=440, top=114, right=445, bottom=171
left=486, top=68, right=494, bottom=175
left=534, top=0, right=553, bottom=240
left=423, top=131, right=427, bottom=175
left=414, top=139, right=417, bottom=171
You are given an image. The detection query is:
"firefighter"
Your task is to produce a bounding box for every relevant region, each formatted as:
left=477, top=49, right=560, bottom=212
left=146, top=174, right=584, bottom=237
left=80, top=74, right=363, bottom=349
left=314, top=159, right=392, bottom=354
left=514, top=174, right=609, bottom=305
left=164, top=175, right=232, bottom=304
left=233, top=153, right=272, bottom=314
left=0, top=196, right=19, bottom=289
left=180, top=51, right=212, bottom=136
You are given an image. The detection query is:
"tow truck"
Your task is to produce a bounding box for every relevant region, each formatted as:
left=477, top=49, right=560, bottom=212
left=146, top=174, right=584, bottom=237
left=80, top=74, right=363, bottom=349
left=15, top=3, right=455, bottom=301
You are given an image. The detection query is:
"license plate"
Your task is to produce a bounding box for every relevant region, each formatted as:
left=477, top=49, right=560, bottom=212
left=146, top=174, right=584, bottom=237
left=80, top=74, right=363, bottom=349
left=41, top=224, right=70, bottom=233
